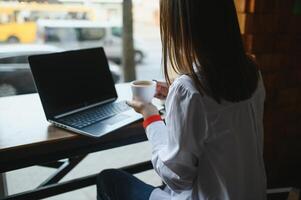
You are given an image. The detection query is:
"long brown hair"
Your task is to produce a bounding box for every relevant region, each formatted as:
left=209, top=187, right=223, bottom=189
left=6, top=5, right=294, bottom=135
left=160, top=0, right=259, bottom=103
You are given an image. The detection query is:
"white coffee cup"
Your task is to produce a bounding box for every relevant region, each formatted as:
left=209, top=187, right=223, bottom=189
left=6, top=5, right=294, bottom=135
left=131, top=80, right=156, bottom=103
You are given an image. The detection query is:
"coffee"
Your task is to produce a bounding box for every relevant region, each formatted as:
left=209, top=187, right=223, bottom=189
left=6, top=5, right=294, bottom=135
left=131, top=80, right=156, bottom=103
left=132, top=81, right=152, bottom=86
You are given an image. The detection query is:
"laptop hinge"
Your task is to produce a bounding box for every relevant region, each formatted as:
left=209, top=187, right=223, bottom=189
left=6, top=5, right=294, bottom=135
left=54, top=98, right=116, bottom=119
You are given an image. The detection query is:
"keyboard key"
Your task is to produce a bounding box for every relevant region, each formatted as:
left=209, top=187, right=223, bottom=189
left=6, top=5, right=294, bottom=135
left=58, top=101, right=130, bottom=128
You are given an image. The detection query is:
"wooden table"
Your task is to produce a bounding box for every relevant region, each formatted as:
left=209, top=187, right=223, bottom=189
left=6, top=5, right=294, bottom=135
left=0, top=83, right=154, bottom=199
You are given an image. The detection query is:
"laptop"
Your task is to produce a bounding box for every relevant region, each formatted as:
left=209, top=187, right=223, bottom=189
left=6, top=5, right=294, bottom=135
left=28, top=47, right=142, bottom=137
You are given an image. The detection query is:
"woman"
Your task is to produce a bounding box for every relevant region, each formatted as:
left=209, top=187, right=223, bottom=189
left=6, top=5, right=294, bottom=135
left=97, top=0, right=266, bottom=199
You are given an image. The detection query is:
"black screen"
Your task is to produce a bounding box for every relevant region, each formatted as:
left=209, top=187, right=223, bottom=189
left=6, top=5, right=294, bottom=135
left=29, top=47, right=117, bottom=119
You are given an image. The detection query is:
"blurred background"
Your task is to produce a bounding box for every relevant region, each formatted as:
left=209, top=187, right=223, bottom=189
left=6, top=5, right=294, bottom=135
left=0, top=0, right=163, bottom=97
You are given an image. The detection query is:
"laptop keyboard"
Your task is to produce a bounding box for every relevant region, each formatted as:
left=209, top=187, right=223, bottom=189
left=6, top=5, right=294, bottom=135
left=58, top=101, right=131, bottom=129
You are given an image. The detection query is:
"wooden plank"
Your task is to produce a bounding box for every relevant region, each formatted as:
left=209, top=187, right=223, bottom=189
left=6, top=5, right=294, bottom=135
left=245, top=0, right=295, bottom=13
left=242, top=34, right=275, bottom=53
left=234, top=0, right=247, bottom=12
left=254, top=53, right=297, bottom=71
left=238, top=13, right=280, bottom=34
left=248, top=0, right=276, bottom=13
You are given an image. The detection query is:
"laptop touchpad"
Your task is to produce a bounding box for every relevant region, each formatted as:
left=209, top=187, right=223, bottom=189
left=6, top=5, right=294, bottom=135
left=101, top=114, right=129, bottom=126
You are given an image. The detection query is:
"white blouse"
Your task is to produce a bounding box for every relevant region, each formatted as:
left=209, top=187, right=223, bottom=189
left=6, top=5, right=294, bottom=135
left=146, top=74, right=267, bottom=200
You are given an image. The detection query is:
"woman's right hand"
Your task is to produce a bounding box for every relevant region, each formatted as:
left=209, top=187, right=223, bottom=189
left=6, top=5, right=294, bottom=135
left=155, top=81, right=169, bottom=100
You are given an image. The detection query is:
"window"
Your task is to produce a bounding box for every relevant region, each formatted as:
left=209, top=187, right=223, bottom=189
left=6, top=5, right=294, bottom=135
left=111, top=27, right=122, bottom=37
left=0, top=1, right=162, bottom=97
left=79, top=28, right=106, bottom=41
left=44, top=27, right=78, bottom=42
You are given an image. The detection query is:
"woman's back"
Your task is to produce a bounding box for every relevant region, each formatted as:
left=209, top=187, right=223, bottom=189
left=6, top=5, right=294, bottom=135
left=149, top=74, right=266, bottom=200
left=192, top=74, right=266, bottom=199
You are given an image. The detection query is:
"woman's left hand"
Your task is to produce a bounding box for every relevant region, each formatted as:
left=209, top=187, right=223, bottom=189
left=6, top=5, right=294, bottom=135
left=126, top=100, right=159, bottom=120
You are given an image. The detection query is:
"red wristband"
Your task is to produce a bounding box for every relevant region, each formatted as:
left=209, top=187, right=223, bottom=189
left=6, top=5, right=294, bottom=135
left=143, top=115, right=162, bottom=129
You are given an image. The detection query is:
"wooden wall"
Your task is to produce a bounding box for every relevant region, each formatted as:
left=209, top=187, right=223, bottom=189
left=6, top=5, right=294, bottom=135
left=235, top=0, right=301, bottom=189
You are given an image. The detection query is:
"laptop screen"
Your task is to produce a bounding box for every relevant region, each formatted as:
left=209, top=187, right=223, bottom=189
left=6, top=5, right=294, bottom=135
left=29, top=47, right=117, bottom=119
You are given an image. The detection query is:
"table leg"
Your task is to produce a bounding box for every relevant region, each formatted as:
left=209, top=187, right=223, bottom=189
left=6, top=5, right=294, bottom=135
left=0, top=173, right=8, bottom=198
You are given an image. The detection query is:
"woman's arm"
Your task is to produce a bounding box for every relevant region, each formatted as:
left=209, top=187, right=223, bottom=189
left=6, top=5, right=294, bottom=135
left=145, top=82, right=205, bottom=192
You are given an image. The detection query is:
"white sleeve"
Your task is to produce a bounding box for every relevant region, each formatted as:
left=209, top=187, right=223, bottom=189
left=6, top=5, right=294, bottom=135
left=145, top=81, right=206, bottom=192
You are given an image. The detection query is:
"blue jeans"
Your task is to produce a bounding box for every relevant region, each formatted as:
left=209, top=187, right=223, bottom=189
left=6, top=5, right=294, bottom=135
left=97, top=169, right=155, bottom=200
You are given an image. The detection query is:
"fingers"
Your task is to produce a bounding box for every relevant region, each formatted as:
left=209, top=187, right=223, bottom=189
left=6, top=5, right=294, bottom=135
left=156, top=83, right=167, bottom=91
left=126, top=100, right=140, bottom=108
left=156, top=81, right=168, bottom=87
left=127, top=99, right=159, bottom=118
left=156, top=83, right=168, bottom=90
left=155, top=83, right=169, bottom=100
left=126, top=100, right=146, bottom=115
left=126, top=100, right=137, bottom=107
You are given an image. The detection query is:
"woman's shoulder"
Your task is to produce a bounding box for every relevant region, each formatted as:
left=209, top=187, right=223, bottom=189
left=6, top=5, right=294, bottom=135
left=170, top=75, right=201, bottom=97
left=166, top=75, right=204, bottom=115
